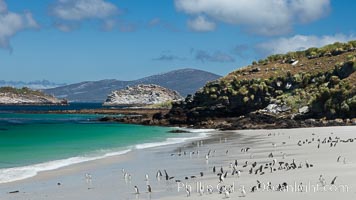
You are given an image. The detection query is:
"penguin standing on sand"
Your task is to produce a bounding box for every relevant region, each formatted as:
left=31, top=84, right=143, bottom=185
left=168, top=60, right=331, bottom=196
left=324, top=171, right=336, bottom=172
left=134, top=186, right=139, bottom=194
left=186, top=187, right=191, bottom=197
left=219, top=173, right=224, bottom=183
left=147, top=185, right=152, bottom=193
left=156, top=170, right=162, bottom=181
left=241, top=187, right=246, bottom=197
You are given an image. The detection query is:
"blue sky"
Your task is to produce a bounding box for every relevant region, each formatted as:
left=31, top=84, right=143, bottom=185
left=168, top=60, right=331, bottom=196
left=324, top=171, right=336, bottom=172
left=0, top=0, right=355, bottom=83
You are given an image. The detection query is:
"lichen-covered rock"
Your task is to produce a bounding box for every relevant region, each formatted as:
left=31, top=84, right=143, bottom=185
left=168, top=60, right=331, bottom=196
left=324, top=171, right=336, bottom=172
left=103, top=84, right=183, bottom=106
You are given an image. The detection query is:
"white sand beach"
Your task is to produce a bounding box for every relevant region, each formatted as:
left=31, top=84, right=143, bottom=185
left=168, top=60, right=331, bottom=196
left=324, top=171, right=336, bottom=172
left=1, top=126, right=356, bottom=200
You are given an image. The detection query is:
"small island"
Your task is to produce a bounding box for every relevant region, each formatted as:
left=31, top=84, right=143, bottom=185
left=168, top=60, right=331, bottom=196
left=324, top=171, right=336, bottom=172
left=0, top=87, right=67, bottom=105
left=103, top=84, right=183, bottom=108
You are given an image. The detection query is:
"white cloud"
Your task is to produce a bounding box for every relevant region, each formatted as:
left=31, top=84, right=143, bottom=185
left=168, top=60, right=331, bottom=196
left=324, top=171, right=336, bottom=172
left=256, top=34, right=356, bottom=55
left=175, top=0, right=330, bottom=35
left=51, top=0, right=118, bottom=21
left=187, top=15, right=216, bottom=32
left=0, top=0, right=39, bottom=50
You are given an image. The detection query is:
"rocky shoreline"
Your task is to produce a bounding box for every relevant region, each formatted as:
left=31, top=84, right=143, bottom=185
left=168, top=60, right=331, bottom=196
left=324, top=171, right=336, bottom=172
left=8, top=106, right=355, bottom=130
left=97, top=109, right=356, bottom=130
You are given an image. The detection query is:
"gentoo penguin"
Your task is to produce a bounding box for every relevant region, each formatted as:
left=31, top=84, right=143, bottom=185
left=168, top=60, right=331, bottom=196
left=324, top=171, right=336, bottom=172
left=186, top=187, right=191, bottom=197
left=298, top=182, right=303, bottom=192
left=224, top=171, right=228, bottom=178
left=145, top=174, right=149, bottom=181
left=134, top=186, right=139, bottom=194
left=331, top=176, right=338, bottom=185
left=337, top=156, right=341, bottom=162
left=319, top=175, right=326, bottom=186
left=219, top=173, right=224, bottom=183
left=164, top=170, right=169, bottom=180
left=224, top=189, right=230, bottom=198
left=147, top=185, right=152, bottom=193
left=243, top=161, right=248, bottom=168
left=237, top=170, right=241, bottom=178
left=156, top=170, right=162, bottom=180
left=213, top=166, right=216, bottom=173
left=251, top=186, right=257, bottom=192
left=241, top=187, right=246, bottom=197
left=207, top=187, right=213, bottom=194
left=199, top=185, right=204, bottom=196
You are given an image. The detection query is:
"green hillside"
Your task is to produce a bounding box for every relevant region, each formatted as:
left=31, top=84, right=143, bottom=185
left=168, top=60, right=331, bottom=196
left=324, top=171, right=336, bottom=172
left=167, top=41, right=356, bottom=126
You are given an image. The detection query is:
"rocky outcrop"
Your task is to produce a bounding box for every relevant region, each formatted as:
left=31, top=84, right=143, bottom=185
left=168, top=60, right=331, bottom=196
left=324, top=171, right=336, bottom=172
left=103, top=84, right=183, bottom=106
left=0, top=87, right=67, bottom=105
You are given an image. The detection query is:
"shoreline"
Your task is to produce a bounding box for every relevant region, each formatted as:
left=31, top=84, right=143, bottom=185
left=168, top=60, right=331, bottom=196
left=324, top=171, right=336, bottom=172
left=1, top=126, right=355, bottom=200
left=0, top=126, right=213, bottom=185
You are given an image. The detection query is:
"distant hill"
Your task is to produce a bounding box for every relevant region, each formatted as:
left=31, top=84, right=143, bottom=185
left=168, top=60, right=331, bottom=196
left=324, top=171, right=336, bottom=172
left=0, top=80, right=66, bottom=90
left=44, top=68, right=221, bottom=102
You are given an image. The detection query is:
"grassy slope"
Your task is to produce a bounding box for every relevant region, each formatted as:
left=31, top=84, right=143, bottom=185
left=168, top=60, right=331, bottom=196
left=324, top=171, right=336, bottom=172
left=177, top=41, right=356, bottom=120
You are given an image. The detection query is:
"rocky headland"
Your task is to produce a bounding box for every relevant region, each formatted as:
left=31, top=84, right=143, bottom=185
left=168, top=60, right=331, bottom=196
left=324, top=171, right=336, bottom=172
left=0, top=87, right=67, bottom=105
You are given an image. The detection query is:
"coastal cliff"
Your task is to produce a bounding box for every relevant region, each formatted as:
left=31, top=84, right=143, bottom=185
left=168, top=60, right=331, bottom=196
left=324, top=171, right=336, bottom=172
left=0, top=87, right=67, bottom=105
left=106, top=41, right=356, bottom=129
left=103, top=84, right=183, bottom=107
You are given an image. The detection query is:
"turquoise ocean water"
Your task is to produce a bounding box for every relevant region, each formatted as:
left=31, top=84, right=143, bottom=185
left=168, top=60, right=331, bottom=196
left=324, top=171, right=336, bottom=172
left=0, top=112, right=209, bottom=184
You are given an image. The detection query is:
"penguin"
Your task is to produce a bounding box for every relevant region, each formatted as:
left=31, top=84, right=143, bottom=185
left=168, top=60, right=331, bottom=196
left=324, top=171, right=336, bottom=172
left=207, top=187, right=213, bottom=194
left=134, top=186, right=139, bottom=194
left=319, top=175, right=326, bottom=186
left=213, top=166, right=216, bottom=173
left=337, top=156, right=341, bottom=162
left=331, top=176, right=337, bottom=185
left=199, top=185, right=204, bottom=196
left=164, top=170, right=169, bottom=180
left=224, top=189, right=230, bottom=198
left=156, top=170, right=162, bottom=180
left=186, top=187, right=191, bottom=197
left=219, top=173, right=224, bottom=183
left=147, top=185, right=152, bottom=193
left=224, top=171, right=228, bottom=179
left=241, top=187, right=246, bottom=197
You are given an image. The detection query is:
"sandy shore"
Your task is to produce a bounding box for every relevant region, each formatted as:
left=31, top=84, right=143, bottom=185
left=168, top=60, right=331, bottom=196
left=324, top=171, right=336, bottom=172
left=1, top=126, right=356, bottom=200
